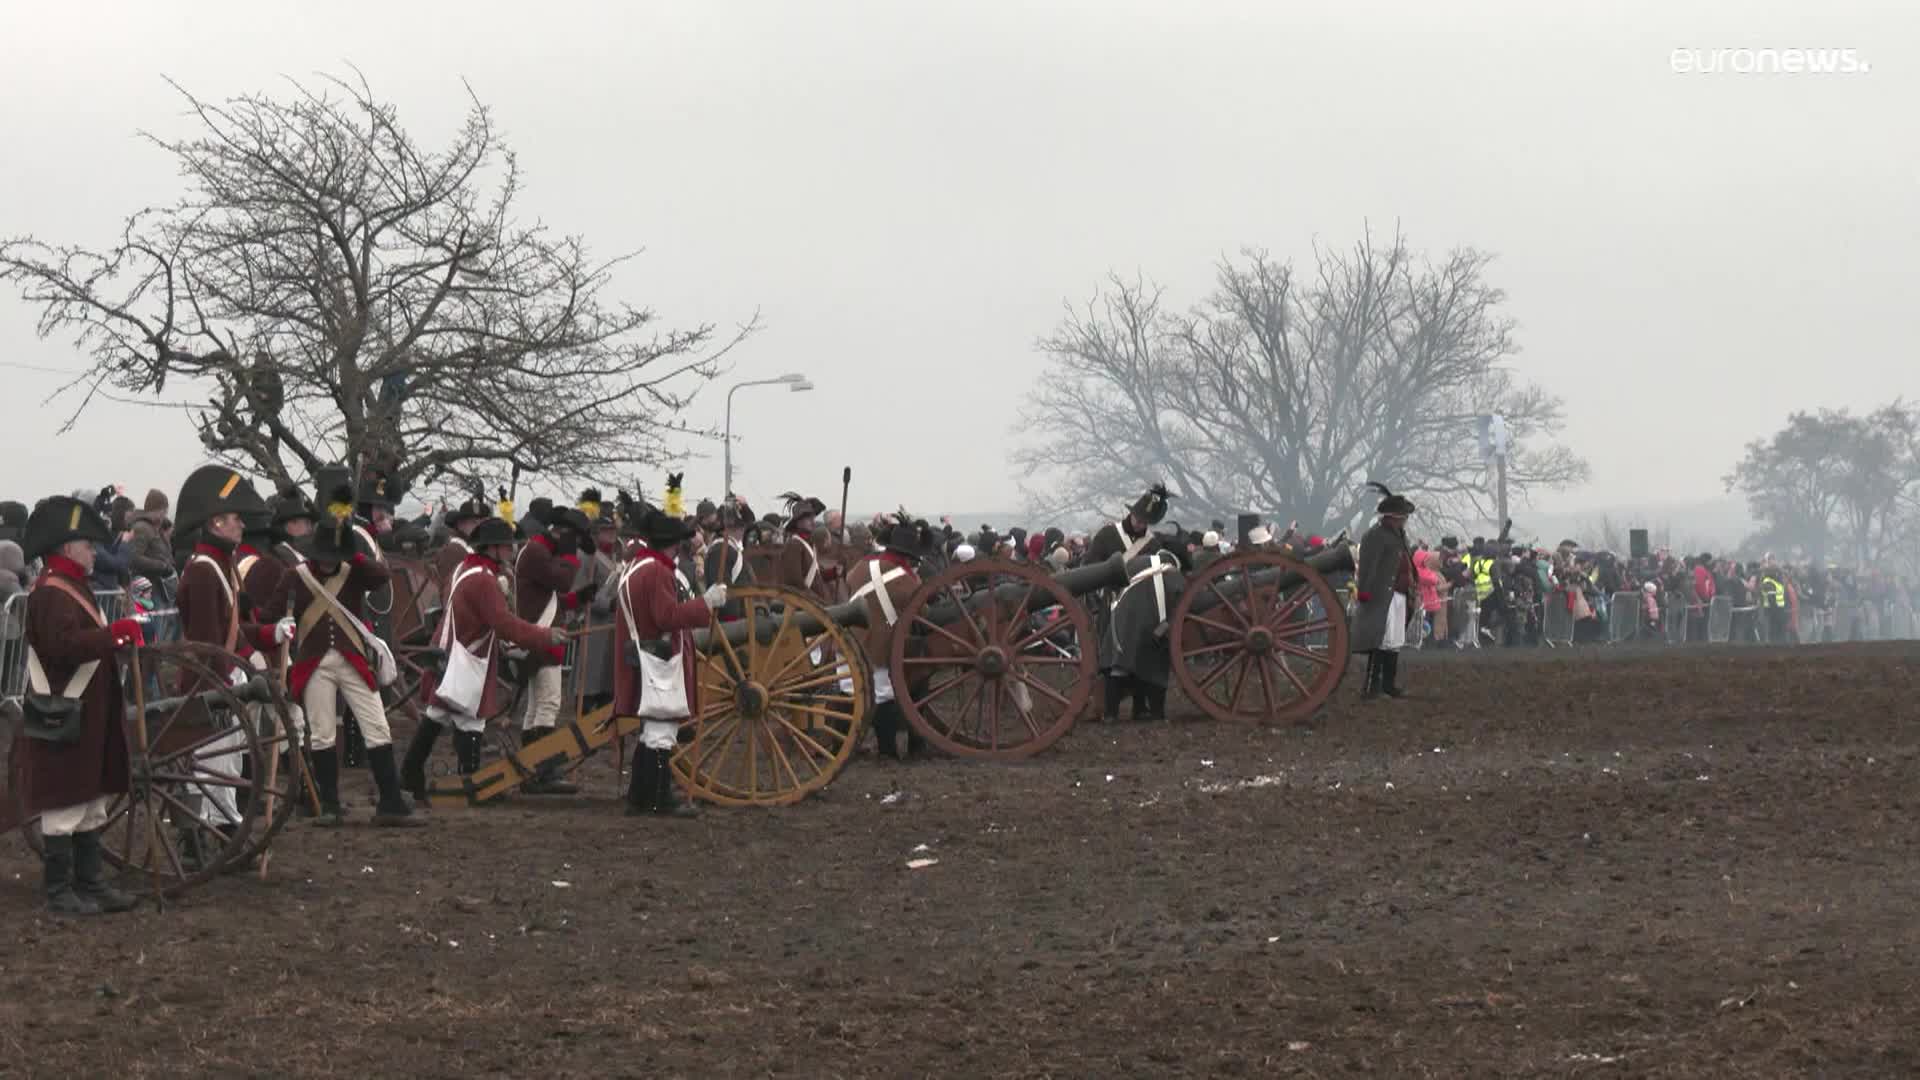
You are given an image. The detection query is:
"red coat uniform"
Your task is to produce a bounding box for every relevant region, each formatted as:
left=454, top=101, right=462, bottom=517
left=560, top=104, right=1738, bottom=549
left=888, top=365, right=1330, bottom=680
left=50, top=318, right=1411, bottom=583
left=778, top=532, right=831, bottom=601
left=424, top=552, right=555, bottom=718
left=514, top=534, right=580, bottom=666
left=280, top=555, right=391, bottom=698
left=14, top=558, right=130, bottom=816
left=235, top=543, right=286, bottom=624
left=612, top=547, right=710, bottom=717
left=178, top=542, right=276, bottom=680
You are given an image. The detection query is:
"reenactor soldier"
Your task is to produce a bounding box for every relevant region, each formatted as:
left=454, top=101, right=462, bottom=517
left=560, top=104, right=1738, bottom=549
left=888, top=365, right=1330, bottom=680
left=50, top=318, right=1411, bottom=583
left=1352, top=483, right=1418, bottom=700
left=777, top=492, right=833, bottom=601
left=512, top=504, right=596, bottom=794
left=403, top=517, right=567, bottom=799
left=572, top=489, right=624, bottom=715
left=434, top=491, right=495, bottom=598
left=846, top=512, right=933, bottom=760
left=268, top=486, right=318, bottom=566
left=1088, top=484, right=1174, bottom=715
left=18, top=495, right=147, bottom=914
left=281, top=503, right=424, bottom=826
left=173, top=466, right=296, bottom=867
left=613, top=496, right=727, bottom=816
left=1104, top=545, right=1189, bottom=721
left=702, top=497, right=756, bottom=622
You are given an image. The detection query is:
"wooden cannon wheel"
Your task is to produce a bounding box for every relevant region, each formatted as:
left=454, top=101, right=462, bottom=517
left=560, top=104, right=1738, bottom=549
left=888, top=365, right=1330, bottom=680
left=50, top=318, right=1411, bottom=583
left=673, top=585, right=871, bottom=807
left=891, top=558, right=1095, bottom=759
left=22, top=641, right=306, bottom=894
left=1170, top=551, right=1349, bottom=724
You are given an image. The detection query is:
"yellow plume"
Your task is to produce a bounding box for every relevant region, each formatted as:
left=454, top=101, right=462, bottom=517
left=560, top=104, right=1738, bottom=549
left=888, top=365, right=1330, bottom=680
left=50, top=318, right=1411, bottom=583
left=497, top=497, right=515, bottom=527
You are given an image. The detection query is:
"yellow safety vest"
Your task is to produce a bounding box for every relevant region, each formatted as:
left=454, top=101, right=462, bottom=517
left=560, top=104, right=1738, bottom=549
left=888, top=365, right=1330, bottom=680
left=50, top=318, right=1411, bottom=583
left=1471, top=557, right=1494, bottom=600
left=1760, top=577, right=1786, bottom=608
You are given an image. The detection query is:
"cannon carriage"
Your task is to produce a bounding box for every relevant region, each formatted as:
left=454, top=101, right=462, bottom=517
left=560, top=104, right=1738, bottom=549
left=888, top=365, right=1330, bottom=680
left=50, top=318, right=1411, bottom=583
left=415, top=544, right=1355, bottom=810
left=5, top=641, right=307, bottom=896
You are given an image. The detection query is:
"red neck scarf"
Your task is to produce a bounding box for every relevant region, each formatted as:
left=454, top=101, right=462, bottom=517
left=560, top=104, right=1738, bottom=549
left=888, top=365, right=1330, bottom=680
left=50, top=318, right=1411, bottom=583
left=44, top=554, right=88, bottom=583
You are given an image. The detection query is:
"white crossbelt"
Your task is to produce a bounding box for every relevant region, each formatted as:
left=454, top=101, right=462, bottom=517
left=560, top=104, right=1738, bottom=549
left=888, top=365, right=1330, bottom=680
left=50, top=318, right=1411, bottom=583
left=27, top=587, right=105, bottom=701
left=849, top=559, right=908, bottom=626
left=1113, top=559, right=1175, bottom=622
left=795, top=537, right=820, bottom=588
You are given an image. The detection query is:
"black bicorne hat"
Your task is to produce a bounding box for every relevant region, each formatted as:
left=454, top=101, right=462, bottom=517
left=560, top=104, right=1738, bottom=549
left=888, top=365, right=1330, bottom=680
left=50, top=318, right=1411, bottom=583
left=641, top=506, right=694, bottom=549
left=296, top=511, right=366, bottom=564
left=271, top=485, right=319, bottom=527
left=446, top=490, right=491, bottom=527
left=0, top=500, right=30, bottom=543
left=175, top=465, right=268, bottom=538
left=780, top=492, right=826, bottom=527
left=1366, top=481, right=1416, bottom=517
left=22, top=496, right=112, bottom=562
left=883, top=510, right=932, bottom=561
left=358, top=468, right=401, bottom=511
left=469, top=517, right=517, bottom=548
left=1130, top=483, right=1173, bottom=526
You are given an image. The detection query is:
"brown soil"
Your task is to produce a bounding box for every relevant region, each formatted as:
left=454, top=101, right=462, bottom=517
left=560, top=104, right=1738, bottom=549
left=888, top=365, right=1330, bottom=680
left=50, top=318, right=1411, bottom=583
left=2, top=642, right=1918, bottom=1078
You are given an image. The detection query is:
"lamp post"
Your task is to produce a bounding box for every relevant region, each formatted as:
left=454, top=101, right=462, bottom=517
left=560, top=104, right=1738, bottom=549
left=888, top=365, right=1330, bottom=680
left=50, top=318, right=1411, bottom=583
left=724, top=373, right=812, bottom=502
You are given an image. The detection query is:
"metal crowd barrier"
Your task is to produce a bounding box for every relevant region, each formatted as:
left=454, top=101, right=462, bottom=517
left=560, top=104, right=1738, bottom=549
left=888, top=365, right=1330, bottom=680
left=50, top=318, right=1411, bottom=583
left=1608, top=590, right=1639, bottom=644
left=1541, top=593, right=1574, bottom=647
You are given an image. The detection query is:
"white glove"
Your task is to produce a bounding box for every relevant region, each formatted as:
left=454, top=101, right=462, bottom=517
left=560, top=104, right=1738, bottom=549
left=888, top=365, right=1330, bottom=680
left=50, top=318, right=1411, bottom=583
left=273, top=617, right=296, bottom=644
left=227, top=667, right=250, bottom=689
left=703, top=584, right=728, bottom=610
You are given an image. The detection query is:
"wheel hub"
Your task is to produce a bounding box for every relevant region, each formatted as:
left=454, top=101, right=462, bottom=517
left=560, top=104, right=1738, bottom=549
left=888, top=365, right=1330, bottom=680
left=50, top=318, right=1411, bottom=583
left=976, top=646, right=1009, bottom=679
left=1247, top=627, right=1274, bottom=654
left=735, top=682, right=769, bottom=718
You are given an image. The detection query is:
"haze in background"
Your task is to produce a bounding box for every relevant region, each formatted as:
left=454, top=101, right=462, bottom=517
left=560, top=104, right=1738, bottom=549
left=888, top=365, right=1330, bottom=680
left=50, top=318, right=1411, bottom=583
left=1, top=0, right=1912, bottom=538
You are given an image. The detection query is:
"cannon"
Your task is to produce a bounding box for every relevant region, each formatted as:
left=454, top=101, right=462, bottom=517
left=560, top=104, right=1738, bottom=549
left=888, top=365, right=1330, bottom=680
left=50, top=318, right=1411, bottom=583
left=5, top=641, right=307, bottom=897
left=419, top=544, right=1355, bottom=810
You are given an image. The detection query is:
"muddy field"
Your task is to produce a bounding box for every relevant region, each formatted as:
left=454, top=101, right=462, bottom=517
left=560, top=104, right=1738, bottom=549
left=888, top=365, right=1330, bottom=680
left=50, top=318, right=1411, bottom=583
left=2, top=642, right=1918, bottom=1077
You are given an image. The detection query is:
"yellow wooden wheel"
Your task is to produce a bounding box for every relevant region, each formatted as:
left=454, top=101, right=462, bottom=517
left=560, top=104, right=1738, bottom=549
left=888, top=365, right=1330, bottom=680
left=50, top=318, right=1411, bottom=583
left=672, top=586, right=870, bottom=806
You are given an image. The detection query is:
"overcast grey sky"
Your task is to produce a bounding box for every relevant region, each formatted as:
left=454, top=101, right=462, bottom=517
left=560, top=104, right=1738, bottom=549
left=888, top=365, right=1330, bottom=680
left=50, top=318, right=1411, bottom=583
left=1, top=0, right=1913, bottom=523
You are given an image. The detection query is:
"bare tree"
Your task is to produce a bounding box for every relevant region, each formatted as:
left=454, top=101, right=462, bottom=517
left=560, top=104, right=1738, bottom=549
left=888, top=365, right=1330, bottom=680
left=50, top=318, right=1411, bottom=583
left=1012, top=227, right=1587, bottom=532
left=1, top=71, right=748, bottom=497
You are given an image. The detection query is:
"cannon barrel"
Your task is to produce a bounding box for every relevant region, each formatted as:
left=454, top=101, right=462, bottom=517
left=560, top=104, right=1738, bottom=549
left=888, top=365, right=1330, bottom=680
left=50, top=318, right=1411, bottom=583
left=135, top=676, right=278, bottom=719
left=687, top=545, right=1354, bottom=654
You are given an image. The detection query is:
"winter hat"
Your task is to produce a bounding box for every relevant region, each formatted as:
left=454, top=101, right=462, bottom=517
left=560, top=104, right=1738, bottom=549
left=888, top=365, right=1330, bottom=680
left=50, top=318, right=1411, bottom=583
left=144, top=489, right=169, bottom=514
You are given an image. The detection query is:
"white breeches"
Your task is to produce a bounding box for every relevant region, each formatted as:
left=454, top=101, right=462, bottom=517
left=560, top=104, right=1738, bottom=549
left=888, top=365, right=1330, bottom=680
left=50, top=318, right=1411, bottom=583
left=39, top=795, right=116, bottom=837
left=302, top=651, right=391, bottom=751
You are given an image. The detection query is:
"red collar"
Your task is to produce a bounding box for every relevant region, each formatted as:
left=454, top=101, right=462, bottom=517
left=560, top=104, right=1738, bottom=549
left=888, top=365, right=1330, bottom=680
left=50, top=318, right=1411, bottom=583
left=875, top=552, right=912, bottom=571
left=193, top=541, right=232, bottom=566
left=462, top=551, right=503, bottom=574
left=43, top=554, right=88, bottom=583
left=628, top=545, right=671, bottom=568
left=530, top=534, right=556, bottom=554
left=237, top=543, right=262, bottom=559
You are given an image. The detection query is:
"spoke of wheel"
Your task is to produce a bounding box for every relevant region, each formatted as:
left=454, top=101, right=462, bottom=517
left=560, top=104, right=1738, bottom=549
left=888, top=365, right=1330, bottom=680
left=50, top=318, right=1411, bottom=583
left=951, top=587, right=990, bottom=650
left=949, top=674, right=985, bottom=741
left=914, top=667, right=972, bottom=704
left=687, top=714, right=745, bottom=782
left=916, top=615, right=979, bottom=656
left=1270, top=653, right=1312, bottom=701
left=1255, top=652, right=1278, bottom=716
left=745, top=714, right=762, bottom=798
left=1207, top=582, right=1251, bottom=630
left=1226, top=656, right=1252, bottom=714
left=1274, top=638, right=1334, bottom=665
left=713, top=607, right=750, bottom=687
left=1268, top=587, right=1313, bottom=630
left=773, top=669, right=854, bottom=695
left=1006, top=653, right=1079, bottom=665
left=148, top=799, right=189, bottom=881
left=1187, top=612, right=1244, bottom=639
left=1272, top=617, right=1333, bottom=640
left=1183, top=638, right=1243, bottom=659
left=151, top=787, right=223, bottom=874
left=149, top=771, right=251, bottom=789
left=761, top=633, right=824, bottom=689
left=1006, top=682, right=1043, bottom=739
left=1013, top=669, right=1074, bottom=709
left=1007, top=618, right=1059, bottom=655
left=777, top=699, right=859, bottom=726
left=986, top=681, right=1002, bottom=751
left=1195, top=648, right=1241, bottom=694
left=763, top=720, right=802, bottom=792
left=744, top=597, right=765, bottom=674
left=147, top=724, right=244, bottom=772
left=771, top=711, right=838, bottom=769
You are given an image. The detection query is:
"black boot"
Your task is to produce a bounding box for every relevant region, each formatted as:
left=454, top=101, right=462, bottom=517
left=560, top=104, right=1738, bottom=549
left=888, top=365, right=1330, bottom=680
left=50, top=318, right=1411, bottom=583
left=452, top=730, right=484, bottom=776
left=1103, top=674, right=1127, bottom=722
left=872, top=703, right=901, bottom=760
left=310, top=746, right=346, bottom=827
left=1380, top=651, right=1405, bottom=699
left=1144, top=684, right=1168, bottom=721
left=1131, top=682, right=1151, bottom=722
left=368, top=745, right=429, bottom=827
left=341, top=710, right=366, bottom=768
left=625, top=742, right=658, bottom=816
left=652, top=749, right=698, bottom=818
left=519, top=728, right=579, bottom=795
left=1359, top=652, right=1381, bottom=701
left=400, top=720, right=442, bottom=805
left=72, top=830, right=138, bottom=913
left=904, top=725, right=929, bottom=760
left=41, top=834, right=102, bottom=916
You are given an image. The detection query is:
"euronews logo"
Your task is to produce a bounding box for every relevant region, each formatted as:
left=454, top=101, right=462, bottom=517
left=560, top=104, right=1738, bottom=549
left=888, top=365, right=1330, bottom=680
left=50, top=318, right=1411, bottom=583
left=1670, top=48, right=1871, bottom=75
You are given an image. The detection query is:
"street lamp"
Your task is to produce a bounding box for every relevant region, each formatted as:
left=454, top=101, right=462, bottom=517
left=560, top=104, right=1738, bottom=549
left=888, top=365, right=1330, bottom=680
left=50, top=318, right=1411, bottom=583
left=724, top=373, right=812, bottom=501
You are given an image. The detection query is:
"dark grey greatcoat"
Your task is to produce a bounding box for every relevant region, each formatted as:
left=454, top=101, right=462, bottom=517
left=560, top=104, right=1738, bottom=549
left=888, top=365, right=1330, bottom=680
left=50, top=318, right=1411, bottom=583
left=1088, top=519, right=1156, bottom=674
left=1106, top=551, right=1187, bottom=687
left=574, top=546, right=622, bottom=700
left=1351, top=520, right=1413, bottom=653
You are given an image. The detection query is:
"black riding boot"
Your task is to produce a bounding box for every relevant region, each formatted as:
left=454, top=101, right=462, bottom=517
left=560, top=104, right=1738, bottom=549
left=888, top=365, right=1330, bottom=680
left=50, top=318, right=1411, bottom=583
left=368, top=745, right=428, bottom=827
left=652, top=749, right=698, bottom=818
left=904, top=724, right=929, bottom=760
left=625, top=741, right=658, bottom=815
left=452, top=730, right=485, bottom=776
left=341, top=710, right=366, bottom=768
left=520, top=727, right=580, bottom=795
left=1359, top=652, right=1381, bottom=700
left=1143, top=684, right=1168, bottom=720
left=72, top=830, right=138, bottom=913
left=872, top=702, right=902, bottom=760
left=400, top=720, right=442, bottom=804
left=1380, top=651, right=1405, bottom=699
left=42, top=834, right=101, bottom=916
left=1103, top=674, right=1127, bottom=722
left=310, top=746, right=346, bottom=827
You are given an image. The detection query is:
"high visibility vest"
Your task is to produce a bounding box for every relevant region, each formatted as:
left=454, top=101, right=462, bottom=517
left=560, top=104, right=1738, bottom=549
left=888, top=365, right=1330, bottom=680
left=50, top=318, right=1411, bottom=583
left=1760, top=576, right=1786, bottom=608
left=1471, top=557, right=1494, bottom=600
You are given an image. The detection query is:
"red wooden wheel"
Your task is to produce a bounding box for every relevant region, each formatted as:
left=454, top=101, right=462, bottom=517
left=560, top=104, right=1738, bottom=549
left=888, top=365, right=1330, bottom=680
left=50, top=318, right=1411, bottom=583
left=1170, top=552, right=1348, bottom=723
left=890, top=559, right=1094, bottom=759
